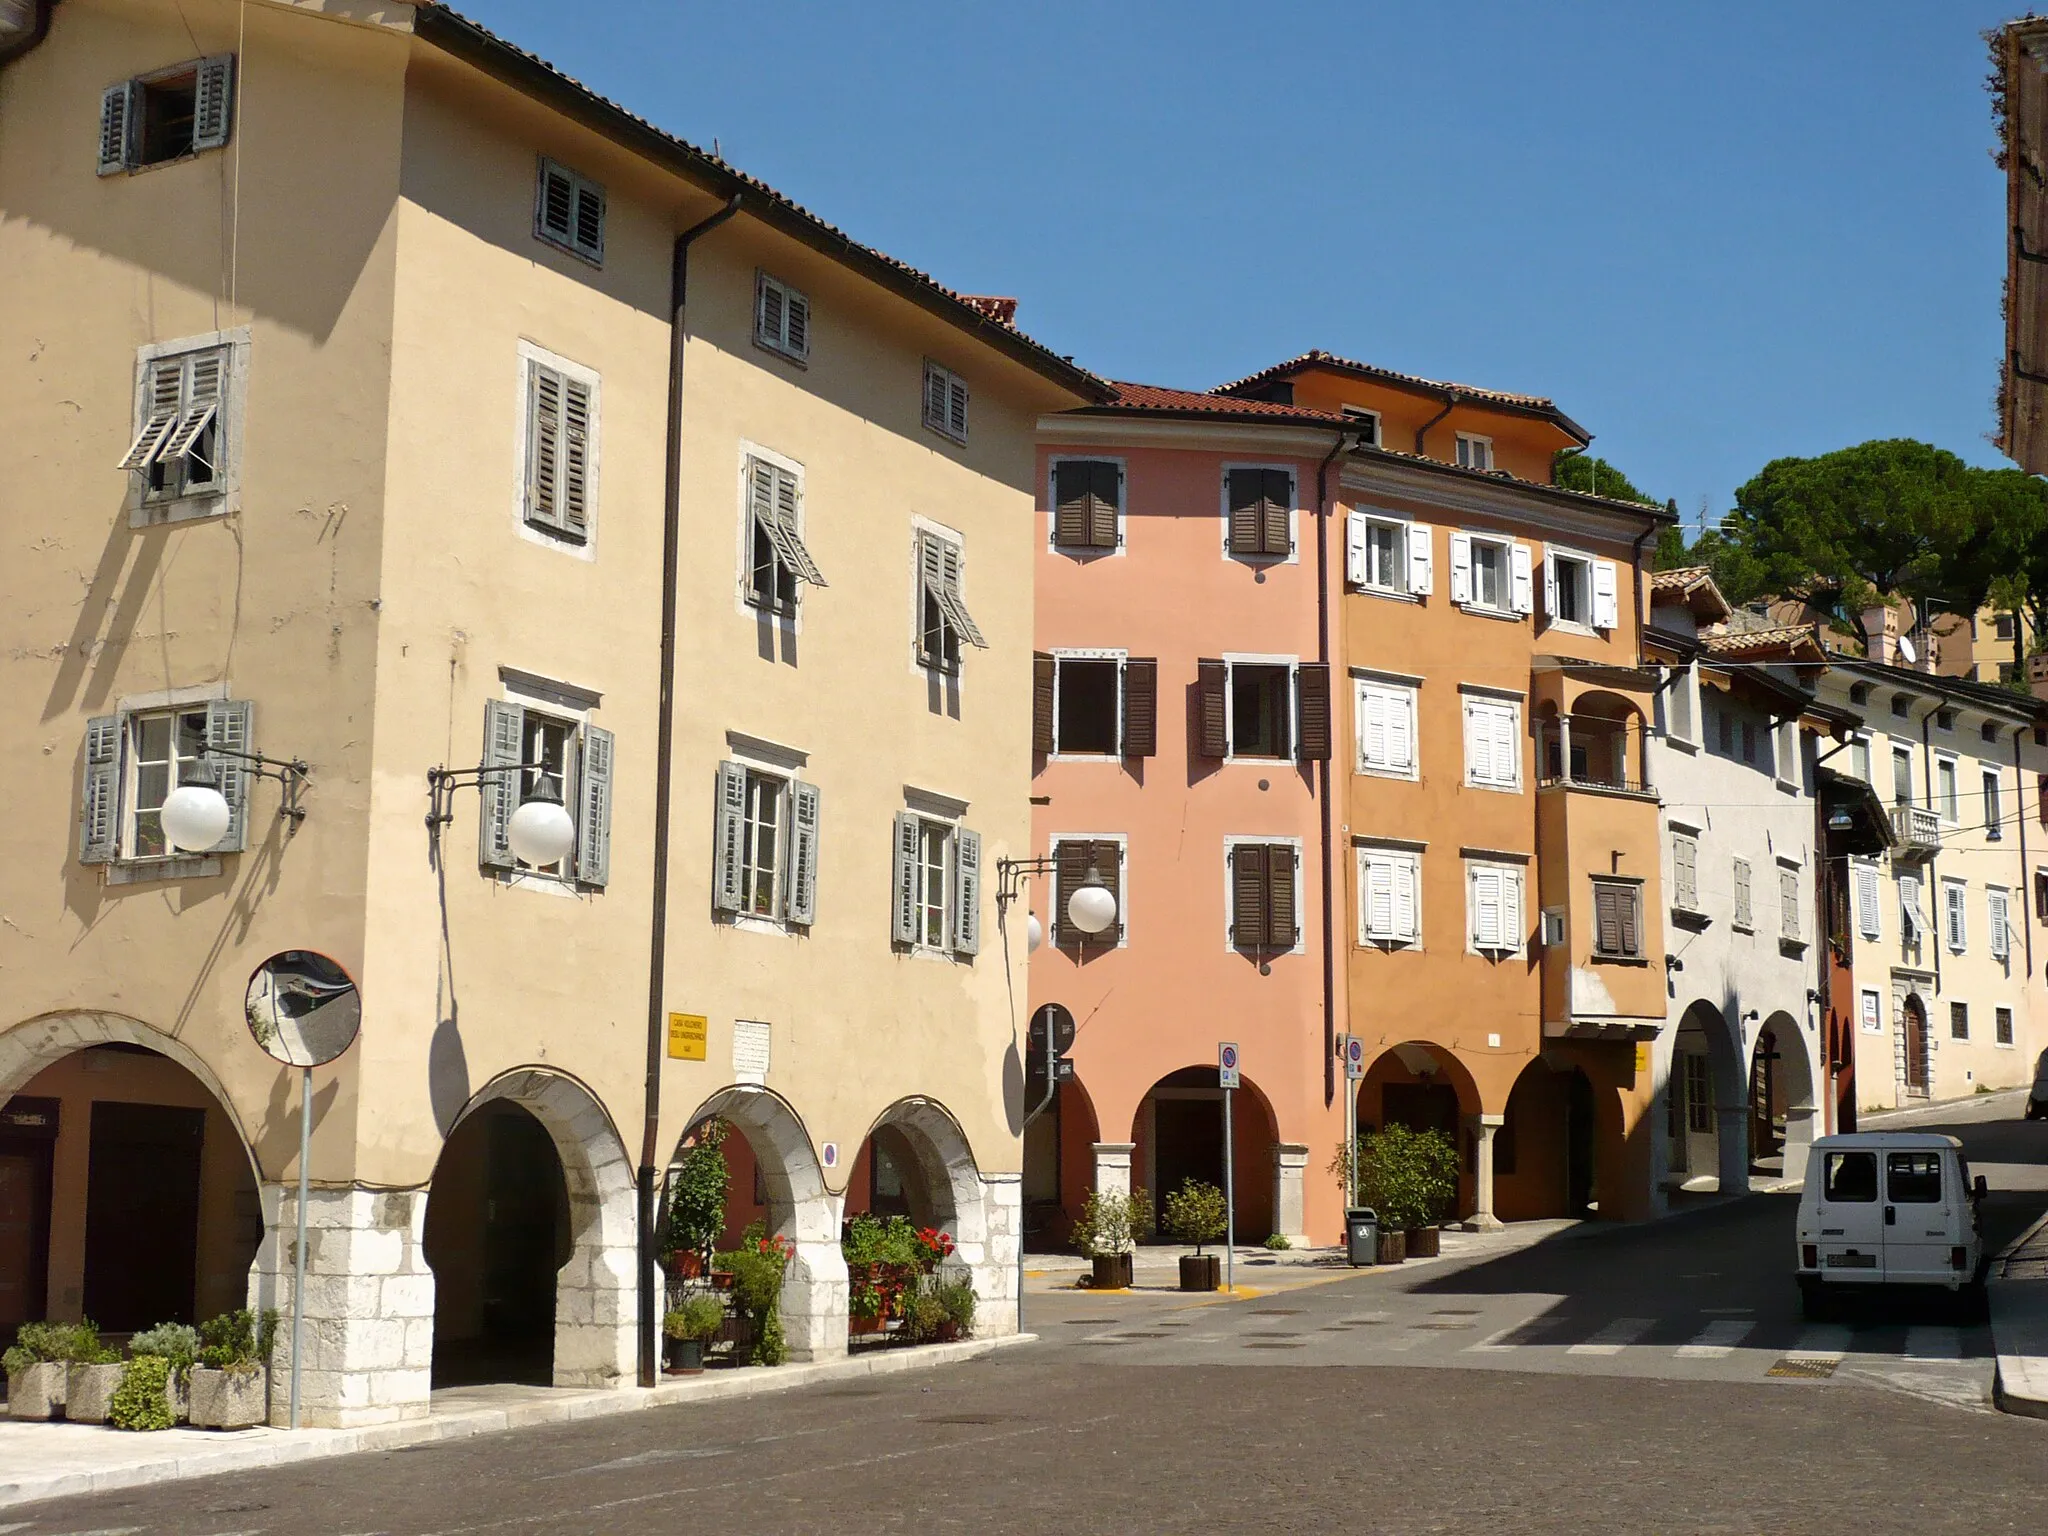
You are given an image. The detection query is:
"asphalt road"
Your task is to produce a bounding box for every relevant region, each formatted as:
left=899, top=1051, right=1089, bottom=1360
left=11, top=1095, right=2046, bottom=1536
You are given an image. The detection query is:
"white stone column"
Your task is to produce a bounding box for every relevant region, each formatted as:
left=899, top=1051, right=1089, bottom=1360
left=1716, top=1106, right=1751, bottom=1196
left=251, top=1185, right=434, bottom=1430
left=1270, top=1143, right=1310, bottom=1247
left=971, top=1173, right=1021, bottom=1337
left=779, top=1188, right=847, bottom=1364
left=1092, top=1142, right=1135, bottom=1202
left=1467, top=1115, right=1505, bottom=1231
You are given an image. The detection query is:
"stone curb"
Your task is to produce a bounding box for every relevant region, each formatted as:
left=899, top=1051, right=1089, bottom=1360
left=1989, top=1208, right=2048, bottom=1420
left=0, top=1333, right=1035, bottom=1511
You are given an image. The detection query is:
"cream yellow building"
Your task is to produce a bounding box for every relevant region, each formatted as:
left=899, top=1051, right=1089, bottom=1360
left=0, top=0, right=1099, bottom=1424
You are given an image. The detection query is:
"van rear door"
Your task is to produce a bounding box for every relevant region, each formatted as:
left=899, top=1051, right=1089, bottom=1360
left=1883, top=1149, right=1951, bottom=1285
left=1815, top=1147, right=1884, bottom=1282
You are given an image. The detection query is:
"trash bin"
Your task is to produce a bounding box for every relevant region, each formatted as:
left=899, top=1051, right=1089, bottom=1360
left=1345, top=1207, right=1378, bottom=1268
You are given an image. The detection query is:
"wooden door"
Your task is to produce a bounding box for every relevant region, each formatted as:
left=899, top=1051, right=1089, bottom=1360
left=0, top=1137, right=53, bottom=1334
left=1903, top=1000, right=1929, bottom=1095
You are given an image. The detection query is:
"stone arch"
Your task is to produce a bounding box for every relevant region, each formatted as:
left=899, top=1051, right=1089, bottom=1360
left=1899, top=990, right=1932, bottom=1097
left=1356, top=1043, right=1483, bottom=1220
left=674, top=1084, right=842, bottom=1361
left=853, top=1096, right=1012, bottom=1336
left=433, top=1068, right=637, bottom=1389
left=1750, top=1009, right=1817, bottom=1178
left=1131, top=1065, right=1280, bottom=1242
left=1023, top=1070, right=1099, bottom=1253
left=1667, top=999, right=1748, bottom=1196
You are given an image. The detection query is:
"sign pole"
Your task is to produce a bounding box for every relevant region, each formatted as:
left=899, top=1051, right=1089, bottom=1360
left=291, top=1064, right=311, bottom=1431
left=1222, top=1082, right=1235, bottom=1295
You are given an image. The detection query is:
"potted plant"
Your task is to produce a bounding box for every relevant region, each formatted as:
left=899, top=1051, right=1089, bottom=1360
left=843, top=1214, right=923, bottom=1334
left=662, top=1294, right=726, bottom=1373
left=61, top=1323, right=122, bottom=1425
left=1162, top=1179, right=1227, bottom=1292
left=109, top=1355, right=177, bottom=1432
left=712, top=1224, right=792, bottom=1366
left=1358, top=1124, right=1460, bottom=1260
left=664, top=1121, right=729, bottom=1284
left=1069, top=1186, right=1151, bottom=1289
left=936, top=1280, right=975, bottom=1342
left=5, top=1321, right=83, bottom=1420
left=129, top=1323, right=200, bottom=1423
left=188, top=1308, right=277, bottom=1430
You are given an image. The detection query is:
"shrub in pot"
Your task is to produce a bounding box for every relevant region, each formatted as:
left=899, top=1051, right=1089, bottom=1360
left=662, top=1121, right=729, bottom=1285
left=1068, top=1186, right=1151, bottom=1289
left=1356, top=1124, right=1459, bottom=1255
left=189, top=1308, right=277, bottom=1430
left=936, top=1280, right=975, bottom=1342
left=128, top=1323, right=200, bottom=1423
left=713, top=1223, right=793, bottom=1366
left=61, top=1325, right=122, bottom=1425
left=662, top=1293, right=726, bottom=1373
left=109, top=1356, right=177, bottom=1432
left=4, top=1320, right=101, bottom=1420
left=843, top=1214, right=923, bottom=1330
left=1162, top=1179, right=1227, bottom=1292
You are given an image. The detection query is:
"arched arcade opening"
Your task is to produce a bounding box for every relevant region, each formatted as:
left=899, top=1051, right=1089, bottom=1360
left=1132, top=1066, right=1278, bottom=1243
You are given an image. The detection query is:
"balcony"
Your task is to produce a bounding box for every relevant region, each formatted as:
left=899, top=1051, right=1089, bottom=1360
left=1889, top=804, right=1940, bottom=858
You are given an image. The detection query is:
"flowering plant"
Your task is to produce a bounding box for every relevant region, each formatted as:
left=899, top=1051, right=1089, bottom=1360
left=915, top=1227, right=956, bottom=1269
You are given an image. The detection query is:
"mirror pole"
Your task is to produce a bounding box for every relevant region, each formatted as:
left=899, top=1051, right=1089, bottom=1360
left=291, top=1065, right=311, bottom=1430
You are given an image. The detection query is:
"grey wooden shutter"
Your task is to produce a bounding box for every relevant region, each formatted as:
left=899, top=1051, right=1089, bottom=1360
left=1123, top=659, right=1158, bottom=758
left=1259, top=469, right=1291, bottom=556
left=1594, top=884, right=1623, bottom=954
left=784, top=778, right=820, bottom=925
left=205, top=698, right=255, bottom=853
left=79, top=715, right=122, bottom=864
left=1231, top=845, right=1268, bottom=947
left=479, top=699, right=524, bottom=869
left=952, top=826, right=981, bottom=955
left=526, top=362, right=563, bottom=530
left=712, top=762, right=749, bottom=912
left=573, top=180, right=605, bottom=261
left=784, top=289, right=810, bottom=359
left=937, top=538, right=986, bottom=648
left=892, top=811, right=921, bottom=944
left=559, top=377, right=592, bottom=541
left=769, top=464, right=825, bottom=585
left=756, top=272, right=784, bottom=350
left=160, top=349, right=223, bottom=462
left=98, top=81, right=136, bottom=175
left=1196, top=659, right=1228, bottom=758
left=1032, top=653, right=1056, bottom=754
left=192, top=54, right=236, bottom=152
left=947, top=374, right=969, bottom=440
left=924, top=365, right=949, bottom=433
left=1296, top=663, right=1331, bottom=761
left=1053, top=462, right=1089, bottom=547
left=574, top=724, right=614, bottom=887
left=1266, top=844, right=1298, bottom=948
left=1620, top=886, right=1640, bottom=955
left=1226, top=470, right=1262, bottom=555
left=538, top=159, right=576, bottom=245
left=120, top=357, right=185, bottom=470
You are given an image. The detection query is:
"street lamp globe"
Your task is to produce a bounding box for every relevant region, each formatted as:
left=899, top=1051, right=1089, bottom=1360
left=1065, top=878, right=1117, bottom=936
left=1025, top=913, right=1043, bottom=953
left=160, top=782, right=232, bottom=852
left=507, top=776, right=576, bottom=866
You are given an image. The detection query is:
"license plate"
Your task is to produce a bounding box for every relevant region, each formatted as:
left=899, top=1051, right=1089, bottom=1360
left=1824, top=1251, right=1877, bottom=1269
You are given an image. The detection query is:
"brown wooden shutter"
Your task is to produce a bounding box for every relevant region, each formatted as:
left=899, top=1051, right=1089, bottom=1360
left=1227, top=470, right=1262, bottom=555
left=1123, top=659, right=1157, bottom=758
left=1054, top=839, right=1092, bottom=944
left=1032, top=652, right=1056, bottom=754
left=1259, top=469, right=1291, bottom=556
left=1594, top=884, right=1623, bottom=955
left=1231, top=844, right=1268, bottom=946
left=1089, top=461, right=1120, bottom=548
left=1296, top=663, right=1331, bottom=761
left=1097, top=840, right=1124, bottom=939
left=1265, top=843, right=1297, bottom=948
left=1053, top=463, right=1089, bottom=548
left=1196, top=659, right=1228, bottom=758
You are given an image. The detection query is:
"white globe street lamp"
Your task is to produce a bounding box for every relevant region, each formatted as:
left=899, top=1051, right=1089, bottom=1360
left=160, top=782, right=232, bottom=852
left=1025, top=913, right=1043, bottom=953
left=507, top=775, right=577, bottom=866
left=1064, top=874, right=1117, bottom=937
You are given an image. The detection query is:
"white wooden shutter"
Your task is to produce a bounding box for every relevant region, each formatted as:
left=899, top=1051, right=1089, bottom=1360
left=936, top=537, right=986, bottom=648
left=1899, top=873, right=1922, bottom=939
left=559, top=377, right=592, bottom=540
left=712, top=761, right=748, bottom=912
left=526, top=362, right=564, bottom=530
left=1465, top=700, right=1493, bottom=784
left=1592, top=559, right=1620, bottom=630
left=1345, top=512, right=1368, bottom=588
left=1492, top=705, right=1518, bottom=787
left=1855, top=862, right=1881, bottom=938
left=1448, top=532, right=1473, bottom=603
left=1779, top=868, right=1799, bottom=940
left=1387, top=690, right=1414, bottom=773
left=119, top=357, right=184, bottom=470
left=1509, top=543, right=1534, bottom=615
left=205, top=698, right=254, bottom=853
left=1990, top=888, right=2011, bottom=959
left=160, top=349, right=223, bottom=461
left=79, top=715, right=122, bottom=864
left=892, top=811, right=921, bottom=944
left=1393, top=857, right=1419, bottom=942
left=1733, top=859, right=1752, bottom=928
left=1471, top=867, right=1502, bottom=949
left=1360, top=687, right=1388, bottom=768
left=1408, top=522, right=1433, bottom=595
left=1501, top=868, right=1522, bottom=949
left=98, top=81, right=136, bottom=175
left=575, top=724, right=613, bottom=887
left=952, top=826, right=981, bottom=955
left=1673, top=836, right=1696, bottom=909
left=1541, top=554, right=1559, bottom=620
left=784, top=778, right=820, bottom=925
left=1365, top=856, right=1395, bottom=940
left=192, top=54, right=236, bottom=152
left=479, top=700, right=524, bottom=870
left=1945, top=883, right=1966, bottom=951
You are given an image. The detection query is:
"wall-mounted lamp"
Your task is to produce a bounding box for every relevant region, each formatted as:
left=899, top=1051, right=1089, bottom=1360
left=160, top=746, right=311, bottom=852
left=426, top=761, right=575, bottom=866
left=997, top=854, right=1118, bottom=946
left=1664, top=954, right=1684, bottom=973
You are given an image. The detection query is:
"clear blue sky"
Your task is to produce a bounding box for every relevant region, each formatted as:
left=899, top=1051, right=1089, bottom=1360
left=457, top=1, right=2018, bottom=535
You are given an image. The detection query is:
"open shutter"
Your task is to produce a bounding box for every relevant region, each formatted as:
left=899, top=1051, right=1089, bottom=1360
left=1259, top=470, right=1291, bottom=556
left=1855, top=863, right=1880, bottom=937
left=1900, top=874, right=1923, bottom=939
left=119, top=357, right=185, bottom=470
left=1502, top=869, right=1523, bottom=950
left=765, top=464, right=825, bottom=585
left=192, top=54, right=236, bottom=152
left=1394, top=858, right=1419, bottom=941
left=1345, top=512, right=1368, bottom=587
left=1032, top=653, right=1056, bottom=753
left=526, top=363, right=564, bottom=530
left=1592, top=559, right=1620, bottom=630
left=952, top=826, right=981, bottom=955
left=1122, top=658, right=1158, bottom=758
left=1231, top=844, right=1268, bottom=947
left=575, top=725, right=614, bottom=888
left=1226, top=470, right=1262, bottom=555
left=205, top=698, right=255, bottom=853
left=79, top=715, right=122, bottom=864
left=1266, top=844, right=1298, bottom=948
left=1449, top=532, right=1473, bottom=603
left=1196, top=660, right=1228, bottom=758
left=713, top=761, right=748, bottom=912
left=785, top=779, right=820, bottom=926
left=98, top=80, right=136, bottom=174
left=480, top=700, right=524, bottom=870
left=1089, top=461, right=1120, bottom=548
left=1408, top=522, right=1434, bottom=595
left=539, top=159, right=576, bottom=244
left=160, top=350, right=223, bottom=462
left=559, top=377, right=593, bottom=541
left=936, top=539, right=986, bottom=649
left=1296, top=664, right=1331, bottom=762
left=1542, top=554, right=1559, bottom=620
left=892, top=812, right=920, bottom=944
left=1509, top=543, right=1534, bottom=615
left=1053, top=462, right=1089, bottom=547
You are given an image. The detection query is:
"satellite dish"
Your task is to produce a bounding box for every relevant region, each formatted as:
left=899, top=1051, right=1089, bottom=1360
left=246, top=951, right=361, bottom=1067
left=1898, top=635, right=1918, bottom=664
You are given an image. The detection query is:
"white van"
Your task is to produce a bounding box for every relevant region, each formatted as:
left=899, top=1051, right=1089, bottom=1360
left=1795, top=1132, right=1986, bottom=1318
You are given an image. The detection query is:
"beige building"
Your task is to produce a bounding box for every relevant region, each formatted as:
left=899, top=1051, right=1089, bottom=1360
left=0, top=0, right=1099, bottom=1424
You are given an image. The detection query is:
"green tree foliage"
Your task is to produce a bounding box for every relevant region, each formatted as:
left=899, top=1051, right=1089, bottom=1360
left=1160, top=1179, right=1227, bottom=1256
left=109, top=1356, right=176, bottom=1431
left=663, top=1120, right=729, bottom=1262
left=1552, top=449, right=1661, bottom=506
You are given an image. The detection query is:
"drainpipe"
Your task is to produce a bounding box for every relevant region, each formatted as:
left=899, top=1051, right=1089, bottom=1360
left=639, top=193, right=743, bottom=1390
left=1920, top=702, right=1941, bottom=999
left=1314, top=430, right=1356, bottom=1109
left=2016, top=726, right=2035, bottom=979
left=1413, top=393, right=1457, bottom=458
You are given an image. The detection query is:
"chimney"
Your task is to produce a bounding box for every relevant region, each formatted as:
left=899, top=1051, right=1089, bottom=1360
left=1861, top=605, right=1898, bottom=665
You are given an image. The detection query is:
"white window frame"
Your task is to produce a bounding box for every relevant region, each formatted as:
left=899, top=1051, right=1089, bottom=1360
left=1356, top=842, right=1423, bottom=950
left=1219, top=462, right=1299, bottom=564
left=1983, top=766, right=2004, bottom=839
left=534, top=155, right=605, bottom=265
left=1340, top=405, right=1382, bottom=447
left=923, top=359, right=969, bottom=444
left=1942, top=877, right=1968, bottom=953
left=496, top=673, right=610, bottom=897
left=1223, top=835, right=1305, bottom=955
left=1047, top=455, right=1128, bottom=556
left=1345, top=508, right=1433, bottom=598
left=910, top=517, right=983, bottom=679
left=512, top=339, right=601, bottom=561
left=1933, top=752, right=1960, bottom=824
left=734, top=440, right=821, bottom=625
left=1354, top=676, right=1419, bottom=780
left=733, top=762, right=793, bottom=929
left=1449, top=530, right=1532, bottom=618
left=1859, top=987, right=1885, bottom=1035
left=120, top=702, right=214, bottom=864
left=1543, top=545, right=1594, bottom=633
left=127, top=328, right=250, bottom=527
left=1222, top=652, right=1299, bottom=764
left=1048, top=648, right=1129, bottom=761
left=1853, top=857, right=1882, bottom=941
left=1454, top=432, right=1494, bottom=471
left=753, top=270, right=810, bottom=364
left=908, top=810, right=959, bottom=955
left=1464, top=859, right=1525, bottom=956
left=1461, top=691, right=1523, bottom=793
left=1051, top=832, right=1129, bottom=950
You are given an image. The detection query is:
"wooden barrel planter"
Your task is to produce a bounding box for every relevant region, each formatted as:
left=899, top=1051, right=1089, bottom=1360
left=1404, top=1226, right=1441, bottom=1258
left=1374, top=1228, right=1407, bottom=1265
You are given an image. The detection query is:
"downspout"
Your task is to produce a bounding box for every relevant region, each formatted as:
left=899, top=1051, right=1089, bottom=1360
left=1314, top=429, right=1355, bottom=1109
left=1413, top=393, right=1457, bottom=457
left=1921, top=702, right=1941, bottom=998
left=2016, top=726, right=2035, bottom=979
left=639, top=192, right=743, bottom=1389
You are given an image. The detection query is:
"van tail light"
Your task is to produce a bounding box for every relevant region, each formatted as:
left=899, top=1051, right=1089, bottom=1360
left=1951, top=1246, right=1969, bottom=1272
left=1802, top=1244, right=1818, bottom=1269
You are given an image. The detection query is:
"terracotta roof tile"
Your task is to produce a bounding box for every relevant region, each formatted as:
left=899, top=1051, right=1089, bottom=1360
left=1703, top=624, right=1828, bottom=659
left=1208, top=350, right=1588, bottom=440
left=1650, top=566, right=1714, bottom=594
left=1105, top=381, right=1350, bottom=422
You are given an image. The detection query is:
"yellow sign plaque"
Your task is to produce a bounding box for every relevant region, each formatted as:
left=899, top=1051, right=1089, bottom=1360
left=1633, top=1043, right=1650, bottom=1074
left=667, top=1012, right=708, bottom=1061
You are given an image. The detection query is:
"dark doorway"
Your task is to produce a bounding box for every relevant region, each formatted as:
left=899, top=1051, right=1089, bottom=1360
left=84, top=1102, right=205, bottom=1330
left=1564, top=1071, right=1595, bottom=1218
left=0, top=1098, right=57, bottom=1335
left=1903, top=998, right=1929, bottom=1096
left=1749, top=1027, right=1782, bottom=1171
left=425, top=1103, right=569, bottom=1388
left=1381, top=1081, right=1460, bottom=1139
left=1152, top=1097, right=1222, bottom=1224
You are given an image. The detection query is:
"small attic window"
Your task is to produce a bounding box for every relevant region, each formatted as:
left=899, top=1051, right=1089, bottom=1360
left=1847, top=682, right=1871, bottom=705
left=1933, top=709, right=1955, bottom=733
left=1340, top=406, right=1381, bottom=448
left=98, top=55, right=235, bottom=175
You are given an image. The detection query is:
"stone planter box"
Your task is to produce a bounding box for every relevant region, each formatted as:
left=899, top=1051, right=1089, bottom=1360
left=1404, top=1226, right=1441, bottom=1258
left=663, top=1338, right=705, bottom=1374
left=189, top=1366, right=268, bottom=1430
left=7, top=1362, right=65, bottom=1420
left=65, top=1363, right=124, bottom=1424
left=1178, top=1254, right=1221, bottom=1292
left=166, top=1368, right=191, bottom=1425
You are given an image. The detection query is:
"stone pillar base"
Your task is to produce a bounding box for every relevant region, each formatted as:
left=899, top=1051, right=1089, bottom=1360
left=969, top=1174, right=1021, bottom=1338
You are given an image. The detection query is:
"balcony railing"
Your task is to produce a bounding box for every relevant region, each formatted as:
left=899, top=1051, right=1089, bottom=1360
left=1889, top=804, right=1940, bottom=855
left=1539, top=768, right=1657, bottom=799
